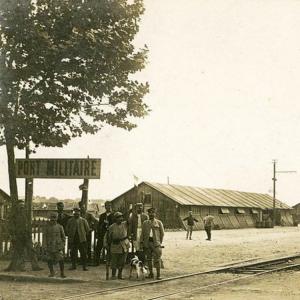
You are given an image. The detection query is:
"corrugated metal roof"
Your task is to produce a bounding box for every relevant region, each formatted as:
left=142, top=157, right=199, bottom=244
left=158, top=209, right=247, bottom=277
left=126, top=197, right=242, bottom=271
left=144, top=182, right=291, bottom=209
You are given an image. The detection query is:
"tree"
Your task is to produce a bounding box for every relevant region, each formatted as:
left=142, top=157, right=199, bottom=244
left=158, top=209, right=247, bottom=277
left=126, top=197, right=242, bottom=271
left=0, top=0, right=149, bottom=270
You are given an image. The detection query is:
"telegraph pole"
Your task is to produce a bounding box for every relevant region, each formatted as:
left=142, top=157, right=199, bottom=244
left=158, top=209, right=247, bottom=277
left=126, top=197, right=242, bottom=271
left=272, top=160, right=277, bottom=227
left=272, top=160, right=296, bottom=227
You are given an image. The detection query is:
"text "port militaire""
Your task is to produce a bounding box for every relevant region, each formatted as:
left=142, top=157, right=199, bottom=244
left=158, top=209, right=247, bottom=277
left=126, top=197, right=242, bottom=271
left=15, top=159, right=101, bottom=179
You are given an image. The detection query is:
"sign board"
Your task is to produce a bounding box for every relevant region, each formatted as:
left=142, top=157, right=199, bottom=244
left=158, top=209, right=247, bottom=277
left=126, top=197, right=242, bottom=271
left=15, top=159, right=101, bottom=179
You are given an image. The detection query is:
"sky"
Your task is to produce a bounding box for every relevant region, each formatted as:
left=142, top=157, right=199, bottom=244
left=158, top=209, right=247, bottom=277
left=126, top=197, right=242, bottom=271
left=1, top=0, right=300, bottom=206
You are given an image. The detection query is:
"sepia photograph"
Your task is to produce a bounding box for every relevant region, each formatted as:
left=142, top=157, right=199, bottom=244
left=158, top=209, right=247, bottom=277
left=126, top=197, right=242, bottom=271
left=1, top=0, right=300, bottom=299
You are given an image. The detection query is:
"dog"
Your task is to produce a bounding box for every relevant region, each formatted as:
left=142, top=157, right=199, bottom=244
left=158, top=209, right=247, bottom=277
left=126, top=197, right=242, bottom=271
left=129, top=255, right=148, bottom=280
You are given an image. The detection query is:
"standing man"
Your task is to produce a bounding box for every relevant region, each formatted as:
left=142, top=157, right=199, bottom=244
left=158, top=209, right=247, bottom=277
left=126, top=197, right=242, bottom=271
left=106, top=212, right=130, bottom=280
left=183, top=211, right=198, bottom=240
left=56, top=202, right=70, bottom=232
left=66, top=207, right=90, bottom=271
left=43, top=212, right=66, bottom=278
left=95, top=201, right=114, bottom=266
left=128, top=203, right=148, bottom=262
left=203, top=214, right=214, bottom=241
left=78, top=202, right=98, bottom=262
left=140, top=208, right=164, bottom=280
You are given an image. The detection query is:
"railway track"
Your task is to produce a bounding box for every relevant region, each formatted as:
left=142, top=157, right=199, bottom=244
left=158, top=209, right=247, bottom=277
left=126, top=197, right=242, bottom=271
left=59, top=253, right=300, bottom=300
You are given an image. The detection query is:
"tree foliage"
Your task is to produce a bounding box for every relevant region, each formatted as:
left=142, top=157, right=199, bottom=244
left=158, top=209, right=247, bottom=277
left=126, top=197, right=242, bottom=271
left=0, top=0, right=149, bottom=150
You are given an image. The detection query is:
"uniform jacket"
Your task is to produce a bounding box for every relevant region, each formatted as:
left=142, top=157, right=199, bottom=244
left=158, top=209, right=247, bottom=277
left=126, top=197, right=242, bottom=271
left=183, top=215, right=199, bottom=226
left=81, top=211, right=98, bottom=230
left=107, top=221, right=130, bottom=254
left=128, top=213, right=148, bottom=240
left=140, top=218, right=164, bottom=248
left=97, top=212, right=114, bottom=239
left=66, top=217, right=90, bottom=243
left=203, top=215, right=214, bottom=227
left=57, top=212, right=71, bottom=230
left=43, top=223, right=65, bottom=252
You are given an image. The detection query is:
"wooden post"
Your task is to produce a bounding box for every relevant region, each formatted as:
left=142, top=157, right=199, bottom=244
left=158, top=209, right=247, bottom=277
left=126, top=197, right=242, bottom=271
left=25, top=146, right=33, bottom=240
left=80, top=178, right=89, bottom=209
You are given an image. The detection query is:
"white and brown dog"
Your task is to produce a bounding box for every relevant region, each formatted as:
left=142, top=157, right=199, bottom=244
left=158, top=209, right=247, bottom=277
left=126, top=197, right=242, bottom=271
left=129, top=255, right=148, bottom=280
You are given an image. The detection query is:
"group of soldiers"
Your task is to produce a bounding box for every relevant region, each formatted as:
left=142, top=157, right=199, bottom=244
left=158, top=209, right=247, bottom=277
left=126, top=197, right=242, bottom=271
left=43, top=201, right=165, bottom=280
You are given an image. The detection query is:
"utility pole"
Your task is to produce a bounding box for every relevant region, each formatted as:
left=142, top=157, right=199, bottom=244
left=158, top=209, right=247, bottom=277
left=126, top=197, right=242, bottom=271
left=272, top=160, right=296, bottom=227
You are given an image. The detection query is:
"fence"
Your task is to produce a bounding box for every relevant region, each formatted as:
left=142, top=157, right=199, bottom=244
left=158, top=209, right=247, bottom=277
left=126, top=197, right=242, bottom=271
left=0, top=218, right=98, bottom=261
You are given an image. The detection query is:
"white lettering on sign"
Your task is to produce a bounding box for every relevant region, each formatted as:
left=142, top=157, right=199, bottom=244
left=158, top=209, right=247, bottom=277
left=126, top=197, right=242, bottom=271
left=15, top=159, right=101, bottom=179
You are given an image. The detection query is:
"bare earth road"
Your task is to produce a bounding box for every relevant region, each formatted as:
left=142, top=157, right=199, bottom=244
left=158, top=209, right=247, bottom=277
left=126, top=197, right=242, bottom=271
left=1, top=226, right=300, bottom=300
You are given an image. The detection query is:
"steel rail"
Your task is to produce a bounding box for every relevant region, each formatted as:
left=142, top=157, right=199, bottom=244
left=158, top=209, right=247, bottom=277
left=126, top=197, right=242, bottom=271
left=58, top=253, right=300, bottom=300
left=146, top=263, right=300, bottom=300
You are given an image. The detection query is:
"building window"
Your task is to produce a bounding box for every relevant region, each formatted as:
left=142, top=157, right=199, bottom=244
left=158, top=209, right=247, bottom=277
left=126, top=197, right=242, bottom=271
left=219, top=207, right=230, bottom=214
left=236, top=208, right=246, bottom=214
left=144, top=193, right=152, bottom=204
left=192, top=207, right=201, bottom=214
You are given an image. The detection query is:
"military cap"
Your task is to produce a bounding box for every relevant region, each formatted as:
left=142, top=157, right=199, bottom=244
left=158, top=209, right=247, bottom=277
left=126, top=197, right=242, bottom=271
left=135, top=203, right=143, bottom=207
left=147, top=207, right=156, bottom=213
left=73, top=207, right=80, bottom=212
left=114, top=212, right=123, bottom=218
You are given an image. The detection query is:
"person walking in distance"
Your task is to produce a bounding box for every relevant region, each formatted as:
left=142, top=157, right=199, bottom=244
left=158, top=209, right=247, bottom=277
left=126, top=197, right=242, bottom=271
left=66, top=207, right=90, bottom=271
left=43, top=212, right=66, bottom=278
left=106, top=212, right=130, bottom=280
left=183, top=211, right=198, bottom=240
left=128, top=203, right=148, bottom=262
left=95, top=201, right=114, bottom=266
left=203, top=214, right=214, bottom=241
left=140, top=207, right=164, bottom=280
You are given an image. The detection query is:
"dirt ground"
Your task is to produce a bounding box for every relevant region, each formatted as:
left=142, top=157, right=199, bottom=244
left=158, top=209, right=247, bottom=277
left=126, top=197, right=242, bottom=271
left=0, top=226, right=300, bottom=299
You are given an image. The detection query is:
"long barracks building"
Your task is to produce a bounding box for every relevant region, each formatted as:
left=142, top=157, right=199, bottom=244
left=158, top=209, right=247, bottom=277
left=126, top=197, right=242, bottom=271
left=111, top=182, right=293, bottom=230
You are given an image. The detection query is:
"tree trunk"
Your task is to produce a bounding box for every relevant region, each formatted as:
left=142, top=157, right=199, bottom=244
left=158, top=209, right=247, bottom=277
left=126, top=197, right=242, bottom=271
left=4, top=127, right=18, bottom=204
left=4, top=129, right=42, bottom=271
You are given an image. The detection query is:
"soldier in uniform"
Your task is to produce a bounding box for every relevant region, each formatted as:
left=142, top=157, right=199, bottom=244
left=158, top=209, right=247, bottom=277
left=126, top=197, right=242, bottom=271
left=78, top=202, right=98, bottom=262
left=203, top=214, right=214, bottom=241
left=128, top=203, right=148, bottom=262
left=43, top=212, right=66, bottom=278
left=66, top=207, right=90, bottom=271
left=140, top=207, right=164, bottom=280
left=106, top=212, right=130, bottom=280
left=183, top=211, right=199, bottom=240
left=95, top=201, right=114, bottom=266
left=56, top=202, right=70, bottom=231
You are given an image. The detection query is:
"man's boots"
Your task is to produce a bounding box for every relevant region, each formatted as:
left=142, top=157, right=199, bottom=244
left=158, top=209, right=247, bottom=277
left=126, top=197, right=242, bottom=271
left=146, top=259, right=154, bottom=278
left=156, top=265, right=162, bottom=280
left=59, top=261, right=66, bottom=278
left=48, top=260, right=55, bottom=277
left=111, top=268, right=117, bottom=280
left=118, top=268, right=124, bottom=280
